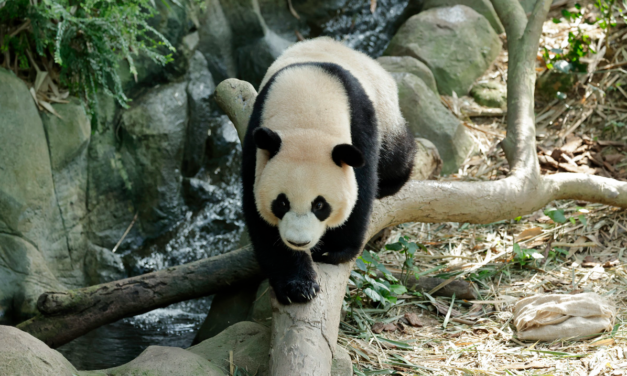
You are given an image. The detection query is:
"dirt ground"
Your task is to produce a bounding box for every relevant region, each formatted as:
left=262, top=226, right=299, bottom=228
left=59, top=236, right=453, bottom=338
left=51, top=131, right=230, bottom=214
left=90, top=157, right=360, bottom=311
left=343, top=2, right=627, bottom=375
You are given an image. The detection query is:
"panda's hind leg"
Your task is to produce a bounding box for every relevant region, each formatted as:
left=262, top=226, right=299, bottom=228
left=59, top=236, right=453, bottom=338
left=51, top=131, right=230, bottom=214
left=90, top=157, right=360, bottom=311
left=376, top=127, right=417, bottom=199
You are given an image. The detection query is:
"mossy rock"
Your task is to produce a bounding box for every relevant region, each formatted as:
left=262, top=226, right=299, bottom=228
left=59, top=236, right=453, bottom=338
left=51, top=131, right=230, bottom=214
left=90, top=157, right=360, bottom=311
left=470, top=80, right=507, bottom=108
left=385, top=5, right=501, bottom=96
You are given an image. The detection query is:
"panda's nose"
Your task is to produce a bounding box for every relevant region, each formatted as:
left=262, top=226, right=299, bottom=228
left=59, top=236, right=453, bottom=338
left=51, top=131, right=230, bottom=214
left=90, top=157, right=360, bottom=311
left=288, top=240, right=310, bottom=247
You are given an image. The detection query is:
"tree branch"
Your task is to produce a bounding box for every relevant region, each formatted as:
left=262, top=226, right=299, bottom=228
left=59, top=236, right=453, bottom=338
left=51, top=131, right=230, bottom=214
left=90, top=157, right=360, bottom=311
left=17, top=247, right=263, bottom=348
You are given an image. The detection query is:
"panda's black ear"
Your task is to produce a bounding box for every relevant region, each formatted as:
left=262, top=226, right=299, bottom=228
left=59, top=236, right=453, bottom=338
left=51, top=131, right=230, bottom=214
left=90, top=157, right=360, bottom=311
left=253, top=127, right=282, bottom=158
left=332, top=144, right=365, bottom=168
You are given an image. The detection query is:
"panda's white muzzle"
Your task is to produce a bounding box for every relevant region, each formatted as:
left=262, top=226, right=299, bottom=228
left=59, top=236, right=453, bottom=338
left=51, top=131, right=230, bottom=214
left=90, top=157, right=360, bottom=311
left=278, top=211, right=325, bottom=251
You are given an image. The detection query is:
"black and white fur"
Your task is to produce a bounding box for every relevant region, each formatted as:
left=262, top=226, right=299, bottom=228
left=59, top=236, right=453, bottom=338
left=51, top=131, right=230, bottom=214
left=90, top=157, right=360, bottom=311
left=242, top=38, right=416, bottom=305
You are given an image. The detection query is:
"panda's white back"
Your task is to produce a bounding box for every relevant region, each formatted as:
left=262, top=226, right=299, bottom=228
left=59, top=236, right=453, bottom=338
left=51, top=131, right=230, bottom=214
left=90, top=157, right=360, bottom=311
left=259, top=37, right=405, bottom=141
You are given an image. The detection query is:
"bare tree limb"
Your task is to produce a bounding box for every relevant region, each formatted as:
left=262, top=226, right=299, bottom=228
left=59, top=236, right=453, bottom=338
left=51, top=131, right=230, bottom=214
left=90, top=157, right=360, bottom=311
left=17, top=247, right=262, bottom=348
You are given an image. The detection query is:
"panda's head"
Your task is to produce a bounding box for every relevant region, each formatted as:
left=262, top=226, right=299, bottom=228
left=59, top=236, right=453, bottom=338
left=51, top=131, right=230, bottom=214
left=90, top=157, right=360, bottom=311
left=253, top=127, right=364, bottom=251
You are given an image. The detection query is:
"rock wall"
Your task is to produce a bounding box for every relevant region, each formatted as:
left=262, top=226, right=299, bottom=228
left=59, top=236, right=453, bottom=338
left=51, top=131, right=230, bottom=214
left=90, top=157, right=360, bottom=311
left=0, top=0, right=503, bottom=324
left=0, top=1, right=224, bottom=323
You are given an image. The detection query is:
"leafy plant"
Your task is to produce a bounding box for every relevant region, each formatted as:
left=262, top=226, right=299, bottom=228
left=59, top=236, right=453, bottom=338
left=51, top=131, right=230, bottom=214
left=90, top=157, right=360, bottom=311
left=511, top=243, right=544, bottom=267
left=384, top=236, right=425, bottom=285
left=544, top=207, right=567, bottom=223
left=595, top=0, right=619, bottom=51
left=545, top=4, right=594, bottom=73
left=349, top=250, right=406, bottom=308
left=0, top=0, right=180, bottom=115
left=544, top=207, right=588, bottom=225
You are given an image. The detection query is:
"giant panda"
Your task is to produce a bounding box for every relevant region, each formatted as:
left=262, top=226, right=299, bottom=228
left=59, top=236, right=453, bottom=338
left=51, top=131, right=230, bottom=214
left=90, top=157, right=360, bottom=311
left=242, top=37, right=417, bottom=305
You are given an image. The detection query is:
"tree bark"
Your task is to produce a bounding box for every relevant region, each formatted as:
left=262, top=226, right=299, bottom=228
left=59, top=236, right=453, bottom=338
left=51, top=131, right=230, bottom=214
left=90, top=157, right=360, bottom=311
left=17, top=247, right=262, bottom=348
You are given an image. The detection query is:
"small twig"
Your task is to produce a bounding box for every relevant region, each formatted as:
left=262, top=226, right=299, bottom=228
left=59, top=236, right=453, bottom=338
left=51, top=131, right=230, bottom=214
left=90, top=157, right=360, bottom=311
left=442, top=294, right=455, bottom=329
left=9, top=19, right=31, bottom=38
left=561, top=108, right=594, bottom=139
left=24, top=48, right=40, bottom=72
left=229, top=350, right=234, bottom=375
left=294, top=30, right=304, bottom=42
left=287, top=0, right=300, bottom=20
left=451, top=317, right=476, bottom=325
left=370, top=0, right=377, bottom=13
left=463, top=122, right=505, bottom=138
left=112, top=212, right=139, bottom=253
left=551, top=242, right=597, bottom=247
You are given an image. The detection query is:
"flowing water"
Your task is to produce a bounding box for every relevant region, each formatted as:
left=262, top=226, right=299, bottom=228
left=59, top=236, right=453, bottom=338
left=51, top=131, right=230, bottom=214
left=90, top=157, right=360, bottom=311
left=58, top=0, right=411, bottom=369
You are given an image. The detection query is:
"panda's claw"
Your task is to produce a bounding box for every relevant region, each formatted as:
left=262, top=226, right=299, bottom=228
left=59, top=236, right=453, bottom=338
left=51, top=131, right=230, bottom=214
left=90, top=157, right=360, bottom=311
left=287, top=297, right=292, bottom=304
left=312, top=287, right=316, bottom=295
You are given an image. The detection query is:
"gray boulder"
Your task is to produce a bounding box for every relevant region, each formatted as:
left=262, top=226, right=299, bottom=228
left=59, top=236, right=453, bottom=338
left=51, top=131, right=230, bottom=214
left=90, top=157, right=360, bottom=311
left=235, top=30, right=292, bottom=88
left=183, top=51, right=216, bottom=177
left=385, top=5, right=501, bottom=96
left=422, top=0, right=504, bottom=34
left=377, top=56, right=438, bottom=94
left=393, top=72, right=475, bottom=173
left=83, top=117, right=141, bottom=251
left=118, top=81, right=189, bottom=237
left=332, top=347, right=353, bottom=376
left=197, top=0, right=292, bottom=88
left=198, top=0, right=236, bottom=82
left=189, top=321, right=271, bottom=375
left=0, top=326, right=78, bottom=376
left=470, top=80, right=507, bottom=108
left=0, top=234, right=67, bottom=321
left=102, top=346, right=226, bottom=376
left=41, top=98, right=94, bottom=287
left=83, top=243, right=126, bottom=285
left=0, top=68, right=69, bottom=320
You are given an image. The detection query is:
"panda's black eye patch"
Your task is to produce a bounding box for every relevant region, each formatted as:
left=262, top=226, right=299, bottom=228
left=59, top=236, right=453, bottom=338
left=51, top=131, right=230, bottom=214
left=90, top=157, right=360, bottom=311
left=271, top=193, right=290, bottom=219
left=311, top=196, right=331, bottom=221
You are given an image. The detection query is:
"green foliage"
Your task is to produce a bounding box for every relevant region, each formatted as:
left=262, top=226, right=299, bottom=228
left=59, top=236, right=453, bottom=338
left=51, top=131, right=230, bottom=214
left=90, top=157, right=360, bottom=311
left=385, top=236, right=425, bottom=286
left=542, top=31, right=593, bottom=73
left=544, top=207, right=567, bottom=223
left=544, top=206, right=588, bottom=225
left=595, top=0, right=618, bottom=31
left=348, top=238, right=428, bottom=308
left=350, top=250, right=406, bottom=308
left=545, top=4, right=593, bottom=73
left=512, top=243, right=543, bottom=267
left=0, top=0, right=177, bottom=115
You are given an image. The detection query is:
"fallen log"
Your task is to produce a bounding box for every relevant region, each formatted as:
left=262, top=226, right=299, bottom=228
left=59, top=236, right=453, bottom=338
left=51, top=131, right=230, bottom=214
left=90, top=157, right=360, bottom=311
left=17, top=246, right=262, bottom=348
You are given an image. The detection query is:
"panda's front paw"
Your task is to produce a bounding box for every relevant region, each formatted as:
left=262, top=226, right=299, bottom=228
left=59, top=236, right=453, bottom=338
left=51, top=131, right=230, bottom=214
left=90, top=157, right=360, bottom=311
left=272, top=278, right=320, bottom=305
